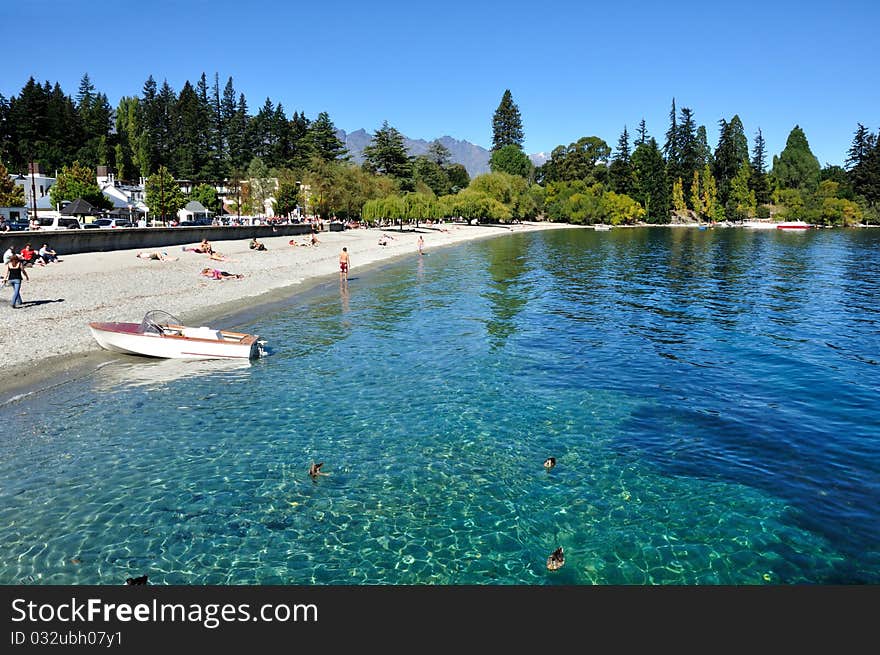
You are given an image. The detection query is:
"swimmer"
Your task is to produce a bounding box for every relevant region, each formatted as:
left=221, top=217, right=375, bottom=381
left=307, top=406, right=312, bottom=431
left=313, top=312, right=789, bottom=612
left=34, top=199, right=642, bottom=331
left=543, top=457, right=556, bottom=470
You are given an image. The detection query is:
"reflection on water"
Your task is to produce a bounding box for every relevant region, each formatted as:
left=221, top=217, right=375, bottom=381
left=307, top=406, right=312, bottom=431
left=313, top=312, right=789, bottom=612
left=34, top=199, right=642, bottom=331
left=94, top=357, right=256, bottom=391
left=0, top=227, right=878, bottom=585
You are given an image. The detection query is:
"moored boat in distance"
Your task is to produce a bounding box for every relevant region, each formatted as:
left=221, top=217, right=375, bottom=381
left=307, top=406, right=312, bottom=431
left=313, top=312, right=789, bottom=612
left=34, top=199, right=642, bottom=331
left=593, top=224, right=612, bottom=231
left=89, top=310, right=266, bottom=360
left=741, top=219, right=813, bottom=230
left=775, top=220, right=813, bottom=230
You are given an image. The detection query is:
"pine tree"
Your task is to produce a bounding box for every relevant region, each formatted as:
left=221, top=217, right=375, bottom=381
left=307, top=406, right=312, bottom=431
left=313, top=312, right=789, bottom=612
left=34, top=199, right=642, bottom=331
left=696, top=125, right=712, bottom=168
left=713, top=115, right=748, bottom=206
left=308, top=111, right=348, bottom=162
left=173, top=81, right=202, bottom=180
left=220, top=77, right=237, bottom=171
left=76, top=73, right=95, bottom=111
left=491, top=89, right=524, bottom=151
left=750, top=128, right=771, bottom=205
left=677, top=107, right=701, bottom=188
left=289, top=111, right=312, bottom=170
left=771, top=125, right=820, bottom=191
left=363, top=120, right=413, bottom=181
left=635, top=118, right=648, bottom=147
left=195, top=73, right=215, bottom=179
left=631, top=137, right=669, bottom=222
left=138, top=76, right=159, bottom=175
left=227, top=92, right=250, bottom=171
left=663, top=98, right=679, bottom=166
left=609, top=125, right=635, bottom=195
left=427, top=140, right=451, bottom=166
left=211, top=73, right=224, bottom=178
left=155, top=80, right=177, bottom=172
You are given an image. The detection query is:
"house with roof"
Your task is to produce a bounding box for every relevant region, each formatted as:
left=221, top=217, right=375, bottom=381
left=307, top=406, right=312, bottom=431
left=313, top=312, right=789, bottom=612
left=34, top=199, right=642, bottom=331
left=178, top=200, right=213, bottom=223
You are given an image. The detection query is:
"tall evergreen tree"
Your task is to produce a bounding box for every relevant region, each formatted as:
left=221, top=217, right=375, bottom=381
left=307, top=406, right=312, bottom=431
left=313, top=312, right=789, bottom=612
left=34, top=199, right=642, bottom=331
left=427, top=140, right=451, bottom=166
left=173, top=81, right=203, bottom=180
left=227, top=92, right=250, bottom=171
left=771, top=125, right=821, bottom=191
left=713, top=115, right=748, bottom=205
left=363, top=120, right=413, bottom=183
left=749, top=127, right=771, bottom=205
left=195, top=72, right=215, bottom=179
left=677, top=107, right=701, bottom=195
left=220, top=77, right=237, bottom=172
left=248, top=97, right=275, bottom=161
left=308, top=111, right=348, bottom=162
left=138, top=75, right=159, bottom=175
left=289, top=111, right=312, bottom=170
left=491, top=89, right=524, bottom=151
left=631, top=137, right=669, bottom=222
left=634, top=118, right=648, bottom=147
left=696, top=125, right=713, bottom=168
left=210, top=73, right=224, bottom=179
left=663, top=98, right=679, bottom=166
left=845, top=123, right=878, bottom=204
left=155, top=80, right=177, bottom=172
left=609, top=125, right=635, bottom=195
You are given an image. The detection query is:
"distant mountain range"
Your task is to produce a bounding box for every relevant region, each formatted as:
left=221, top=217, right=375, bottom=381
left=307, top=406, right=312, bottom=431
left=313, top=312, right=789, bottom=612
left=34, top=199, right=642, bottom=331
left=337, top=128, right=548, bottom=179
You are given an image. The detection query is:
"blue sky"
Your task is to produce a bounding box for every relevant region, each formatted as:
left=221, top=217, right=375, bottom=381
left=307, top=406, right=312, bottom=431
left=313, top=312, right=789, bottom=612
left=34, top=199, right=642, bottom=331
left=2, top=0, right=877, bottom=166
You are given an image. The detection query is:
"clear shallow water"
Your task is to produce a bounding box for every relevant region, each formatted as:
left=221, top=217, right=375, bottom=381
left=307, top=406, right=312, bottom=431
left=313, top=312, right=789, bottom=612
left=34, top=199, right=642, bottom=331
left=1, top=227, right=878, bottom=585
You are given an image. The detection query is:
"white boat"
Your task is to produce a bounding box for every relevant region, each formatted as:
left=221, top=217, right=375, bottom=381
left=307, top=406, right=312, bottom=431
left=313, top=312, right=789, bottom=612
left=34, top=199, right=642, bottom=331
left=741, top=220, right=777, bottom=229
left=89, top=310, right=266, bottom=360
left=775, top=220, right=813, bottom=230
left=741, top=219, right=813, bottom=230
left=593, top=224, right=612, bottom=231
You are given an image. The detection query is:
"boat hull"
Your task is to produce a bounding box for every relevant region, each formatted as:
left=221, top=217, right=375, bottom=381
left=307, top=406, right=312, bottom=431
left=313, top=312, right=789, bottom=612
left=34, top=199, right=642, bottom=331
left=89, top=322, right=261, bottom=360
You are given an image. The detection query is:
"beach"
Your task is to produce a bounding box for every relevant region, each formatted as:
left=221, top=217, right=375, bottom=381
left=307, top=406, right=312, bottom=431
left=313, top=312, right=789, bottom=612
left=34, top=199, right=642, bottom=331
left=0, top=222, right=571, bottom=399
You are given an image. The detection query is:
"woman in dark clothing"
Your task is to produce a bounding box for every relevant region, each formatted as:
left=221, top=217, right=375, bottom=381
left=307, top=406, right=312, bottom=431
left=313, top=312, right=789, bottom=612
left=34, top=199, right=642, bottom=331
left=3, top=254, right=29, bottom=308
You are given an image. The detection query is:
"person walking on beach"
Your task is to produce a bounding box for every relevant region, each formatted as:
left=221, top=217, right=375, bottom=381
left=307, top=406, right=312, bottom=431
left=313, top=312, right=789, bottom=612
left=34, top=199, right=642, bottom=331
left=3, top=254, right=29, bottom=308
left=339, top=247, right=350, bottom=282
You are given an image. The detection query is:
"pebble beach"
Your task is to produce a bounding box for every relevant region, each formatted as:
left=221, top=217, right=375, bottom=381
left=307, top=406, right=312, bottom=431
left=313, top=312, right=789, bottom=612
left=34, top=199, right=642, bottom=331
left=0, top=222, right=571, bottom=399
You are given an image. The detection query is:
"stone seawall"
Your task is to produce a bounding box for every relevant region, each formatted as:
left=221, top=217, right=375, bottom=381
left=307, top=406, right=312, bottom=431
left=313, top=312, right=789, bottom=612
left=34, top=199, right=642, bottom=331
left=0, top=224, right=319, bottom=256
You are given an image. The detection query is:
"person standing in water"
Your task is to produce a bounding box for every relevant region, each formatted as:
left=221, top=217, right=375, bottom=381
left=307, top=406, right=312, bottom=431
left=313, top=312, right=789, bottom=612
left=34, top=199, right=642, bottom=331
left=339, top=247, right=350, bottom=282
left=418, top=235, right=424, bottom=255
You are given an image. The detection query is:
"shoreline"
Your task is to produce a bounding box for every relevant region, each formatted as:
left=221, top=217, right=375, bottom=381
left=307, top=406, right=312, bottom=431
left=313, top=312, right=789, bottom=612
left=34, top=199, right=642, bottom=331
left=0, top=222, right=576, bottom=403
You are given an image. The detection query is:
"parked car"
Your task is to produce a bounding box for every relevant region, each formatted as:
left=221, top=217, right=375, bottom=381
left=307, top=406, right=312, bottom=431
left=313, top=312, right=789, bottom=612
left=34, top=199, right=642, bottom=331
left=89, top=218, right=133, bottom=229
left=36, top=216, right=81, bottom=230
left=6, top=219, right=30, bottom=231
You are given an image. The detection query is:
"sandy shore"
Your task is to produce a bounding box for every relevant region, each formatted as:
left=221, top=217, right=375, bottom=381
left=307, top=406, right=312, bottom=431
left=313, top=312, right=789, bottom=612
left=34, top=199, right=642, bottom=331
left=0, top=222, right=572, bottom=400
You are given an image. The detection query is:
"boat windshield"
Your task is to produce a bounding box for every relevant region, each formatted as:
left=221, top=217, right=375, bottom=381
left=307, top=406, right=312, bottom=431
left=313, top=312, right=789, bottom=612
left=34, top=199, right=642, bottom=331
left=139, top=310, right=183, bottom=334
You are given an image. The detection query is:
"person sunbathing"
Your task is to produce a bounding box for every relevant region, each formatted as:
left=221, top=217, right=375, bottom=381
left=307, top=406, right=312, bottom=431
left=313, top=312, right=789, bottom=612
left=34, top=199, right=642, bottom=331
left=249, top=238, right=267, bottom=251
left=201, top=267, right=243, bottom=280
left=208, top=251, right=235, bottom=262
left=137, top=251, right=178, bottom=262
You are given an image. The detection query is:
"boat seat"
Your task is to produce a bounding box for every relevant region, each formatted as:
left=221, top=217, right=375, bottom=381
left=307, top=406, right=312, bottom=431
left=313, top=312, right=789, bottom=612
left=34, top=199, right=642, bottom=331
left=181, top=327, right=222, bottom=340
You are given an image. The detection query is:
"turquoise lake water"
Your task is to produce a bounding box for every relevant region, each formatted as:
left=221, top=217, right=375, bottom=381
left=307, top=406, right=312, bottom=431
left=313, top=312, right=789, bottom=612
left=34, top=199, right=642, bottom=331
left=1, top=226, right=878, bottom=584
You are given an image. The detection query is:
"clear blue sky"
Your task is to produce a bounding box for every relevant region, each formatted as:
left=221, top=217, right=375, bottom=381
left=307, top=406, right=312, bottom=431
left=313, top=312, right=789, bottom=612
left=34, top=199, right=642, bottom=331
left=2, top=0, right=877, bottom=166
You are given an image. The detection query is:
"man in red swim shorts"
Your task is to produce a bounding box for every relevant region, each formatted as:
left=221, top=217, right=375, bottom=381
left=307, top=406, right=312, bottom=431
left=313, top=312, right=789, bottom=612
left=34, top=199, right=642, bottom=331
left=339, top=247, right=350, bottom=282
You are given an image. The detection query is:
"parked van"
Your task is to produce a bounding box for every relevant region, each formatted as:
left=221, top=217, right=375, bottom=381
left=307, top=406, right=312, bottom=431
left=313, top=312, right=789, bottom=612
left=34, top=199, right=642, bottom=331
left=37, top=215, right=81, bottom=230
